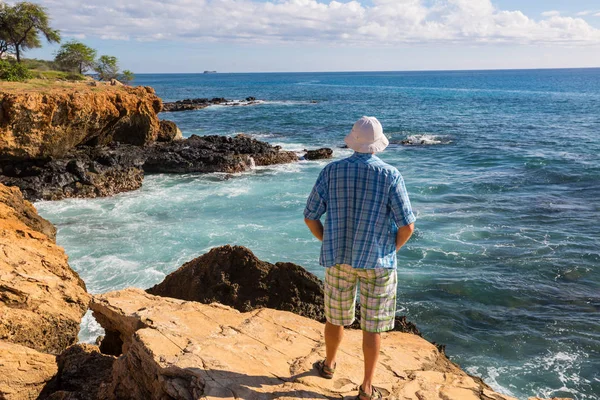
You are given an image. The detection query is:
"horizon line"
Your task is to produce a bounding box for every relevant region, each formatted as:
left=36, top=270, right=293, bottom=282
left=130, top=66, right=600, bottom=75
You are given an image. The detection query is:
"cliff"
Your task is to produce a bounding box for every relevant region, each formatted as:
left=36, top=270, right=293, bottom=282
left=0, top=82, right=163, bottom=161
left=86, top=288, right=518, bottom=400
left=0, top=82, right=329, bottom=201
left=0, top=183, right=90, bottom=399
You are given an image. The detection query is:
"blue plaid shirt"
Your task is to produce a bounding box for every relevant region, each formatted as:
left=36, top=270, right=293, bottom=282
left=304, top=152, right=416, bottom=269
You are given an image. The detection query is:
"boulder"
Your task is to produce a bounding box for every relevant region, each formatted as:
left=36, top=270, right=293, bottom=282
left=0, top=183, right=90, bottom=354
left=0, top=341, right=57, bottom=400
left=157, top=120, right=183, bottom=142
left=0, top=84, right=163, bottom=161
left=303, top=148, right=333, bottom=160
left=147, top=245, right=420, bottom=335
left=89, top=288, right=518, bottom=400
left=147, top=245, right=325, bottom=320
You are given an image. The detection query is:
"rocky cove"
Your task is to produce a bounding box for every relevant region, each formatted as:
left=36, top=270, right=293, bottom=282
left=0, top=82, right=569, bottom=400
left=0, top=82, right=329, bottom=201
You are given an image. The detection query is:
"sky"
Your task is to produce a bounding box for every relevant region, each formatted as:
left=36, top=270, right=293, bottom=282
left=15, top=0, right=600, bottom=73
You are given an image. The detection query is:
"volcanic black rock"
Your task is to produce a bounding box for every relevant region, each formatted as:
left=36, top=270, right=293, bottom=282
left=147, top=245, right=326, bottom=321
left=303, top=148, right=334, bottom=160
left=0, top=145, right=145, bottom=201
left=143, top=134, right=298, bottom=174
left=162, top=97, right=261, bottom=112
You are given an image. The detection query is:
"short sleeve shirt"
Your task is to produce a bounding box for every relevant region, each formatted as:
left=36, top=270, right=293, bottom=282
left=304, top=152, right=416, bottom=269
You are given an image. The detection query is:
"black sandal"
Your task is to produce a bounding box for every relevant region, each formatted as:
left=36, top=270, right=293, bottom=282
left=314, top=359, right=335, bottom=379
left=356, top=385, right=382, bottom=400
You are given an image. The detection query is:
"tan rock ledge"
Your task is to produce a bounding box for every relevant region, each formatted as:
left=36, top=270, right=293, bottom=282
left=91, top=288, right=519, bottom=400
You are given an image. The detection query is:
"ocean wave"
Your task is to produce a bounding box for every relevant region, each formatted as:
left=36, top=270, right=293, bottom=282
left=392, top=134, right=453, bottom=146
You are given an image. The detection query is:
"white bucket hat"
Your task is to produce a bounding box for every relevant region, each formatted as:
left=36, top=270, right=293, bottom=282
left=344, top=116, right=389, bottom=153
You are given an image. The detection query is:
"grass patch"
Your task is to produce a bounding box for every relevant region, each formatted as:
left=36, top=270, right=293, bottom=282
left=29, top=70, right=87, bottom=81
left=0, top=79, right=126, bottom=94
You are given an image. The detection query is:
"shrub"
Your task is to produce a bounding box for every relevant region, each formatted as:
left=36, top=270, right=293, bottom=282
left=0, top=60, right=32, bottom=81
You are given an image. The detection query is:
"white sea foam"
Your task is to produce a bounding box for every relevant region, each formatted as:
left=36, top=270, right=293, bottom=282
left=78, top=310, right=104, bottom=344
left=400, top=134, right=453, bottom=146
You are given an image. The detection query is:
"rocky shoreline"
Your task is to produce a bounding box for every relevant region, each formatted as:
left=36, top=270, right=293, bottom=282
left=0, top=82, right=567, bottom=400
left=0, top=182, right=569, bottom=400
left=162, top=97, right=261, bottom=112
left=0, top=84, right=331, bottom=201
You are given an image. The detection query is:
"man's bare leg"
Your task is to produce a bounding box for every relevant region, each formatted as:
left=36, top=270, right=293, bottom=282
left=324, top=322, right=344, bottom=368
left=360, top=331, right=381, bottom=398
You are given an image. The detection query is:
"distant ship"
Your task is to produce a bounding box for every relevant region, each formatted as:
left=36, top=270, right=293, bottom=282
left=203, top=71, right=217, bottom=74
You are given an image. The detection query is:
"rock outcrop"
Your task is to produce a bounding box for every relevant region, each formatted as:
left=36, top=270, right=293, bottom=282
left=0, top=84, right=163, bottom=160
left=0, top=144, right=145, bottom=201
left=147, top=245, right=325, bottom=320
left=303, top=148, right=333, bottom=160
left=89, top=288, right=518, bottom=400
left=143, top=134, right=298, bottom=174
left=162, top=97, right=261, bottom=112
left=147, top=245, right=420, bottom=335
left=0, top=183, right=90, bottom=354
left=0, top=341, right=58, bottom=400
left=0, top=183, right=90, bottom=399
left=44, top=344, right=116, bottom=400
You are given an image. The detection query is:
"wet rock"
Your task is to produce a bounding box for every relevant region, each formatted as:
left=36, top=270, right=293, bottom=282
left=303, top=148, right=333, bottom=160
left=143, top=134, right=298, bottom=174
left=162, top=97, right=262, bottom=112
left=0, top=145, right=146, bottom=201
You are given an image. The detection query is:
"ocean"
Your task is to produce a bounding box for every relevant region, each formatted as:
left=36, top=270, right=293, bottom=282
left=35, top=69, right=599, bottom=400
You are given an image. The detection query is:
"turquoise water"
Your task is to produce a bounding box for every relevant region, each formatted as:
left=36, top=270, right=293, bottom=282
left=36, top=70, right=599, bottom=399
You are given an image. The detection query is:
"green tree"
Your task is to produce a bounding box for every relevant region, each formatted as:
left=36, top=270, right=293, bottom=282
left=54, top=40, right=96, bottom=74
left=94, top=55, right=119, bottom=81
left=120, top=69, right=134, bottom=85
left=0, top=2, right=61, bottom=62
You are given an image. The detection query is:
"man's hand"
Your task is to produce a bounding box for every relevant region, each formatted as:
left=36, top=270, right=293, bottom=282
left=396, top=223, right=415, bottom=251
left=304, top=218, right=324, bottom=241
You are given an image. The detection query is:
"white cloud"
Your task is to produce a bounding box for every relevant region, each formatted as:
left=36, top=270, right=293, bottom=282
left=31, top=0, right=600, bottom=45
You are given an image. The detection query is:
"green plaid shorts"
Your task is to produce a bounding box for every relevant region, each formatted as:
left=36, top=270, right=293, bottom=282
left=324, top=263, right=397, bottom=333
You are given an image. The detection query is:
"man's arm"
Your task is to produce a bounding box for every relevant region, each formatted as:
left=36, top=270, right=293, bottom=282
left=304, top=218, right=324, bottom=241
left=396, top=223, right=414, bottom=251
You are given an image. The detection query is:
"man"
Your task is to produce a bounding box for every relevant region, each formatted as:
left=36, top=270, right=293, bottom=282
left=304, top=116, right=416, bottom=400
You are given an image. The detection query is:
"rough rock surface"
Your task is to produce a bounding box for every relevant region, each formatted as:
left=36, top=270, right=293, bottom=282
left=147, top=245, right=420, bottom=335
left=0, top=340, right=58, bottom=400
left=0, top=144, right=145, bottom=201
left=147, top=245, right=325, bottom=320
left=303, top=148, right=333, bottom=160
left=89, top=288, right=519, bottom=400
left=0, top=84, right=163, bottom=160
left=162, top=97, right=261, bottom=112
left=143, top=134, right=298, bottom=174
left=0, top=183, right=56, bottom=239
left=0, top=183, right=90, bottom=354
left=0, top=134, right=308, bottom=201
left=42, top=344, right=116, bottom=400
left=157, top=120, right=183, bottom=142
